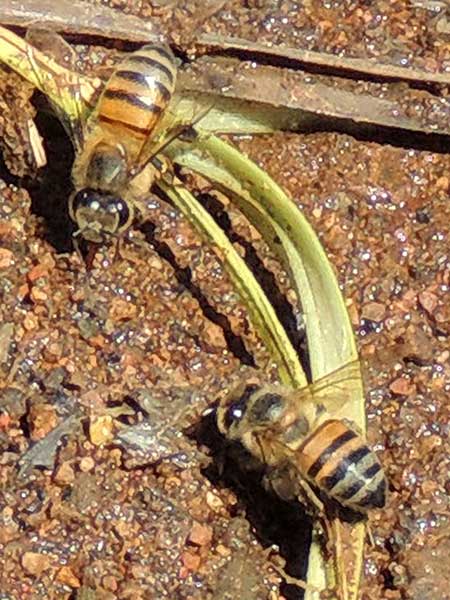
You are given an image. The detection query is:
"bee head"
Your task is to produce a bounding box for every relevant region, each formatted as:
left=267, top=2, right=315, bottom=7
left=69, top=188, right=134, bottom=243
left=218, top=383, right=285, bottom=441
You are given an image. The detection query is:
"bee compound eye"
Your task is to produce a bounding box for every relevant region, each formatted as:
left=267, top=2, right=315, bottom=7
left=223, top=401, right=246, bottom=431
left=222, top=384, right=260, bottom=432
left=71, top=188, right=97, bottom=213
left=108, top=198, right=131, bottom=229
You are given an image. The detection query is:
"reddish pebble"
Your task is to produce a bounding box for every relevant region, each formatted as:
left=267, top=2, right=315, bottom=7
left=29, top=403, right=58, bottom=440
left=54, top=462, right=75, bottom=485
left=27, top=264, right=48, bottom=282
left=362, top=302, right=386, bottom=322
left=0, top=414, right=11, bottom=429
left=56, top=566, right=81, bottom=588
left=418, top=291, right=438, bottom=315
left=0, top=248, right=13, bottom=269
left=181, top=550, right=201, bottom=572
left=389, top=377, right=414, bottom=396
left=188, top=521, right=213, bottom=546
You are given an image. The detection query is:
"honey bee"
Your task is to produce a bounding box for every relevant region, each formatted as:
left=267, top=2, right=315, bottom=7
left=68, top=43, right=178, bottom=243
left=217, top=362, right=387, bottom=514
left=27, top=30, right=180, bottom=244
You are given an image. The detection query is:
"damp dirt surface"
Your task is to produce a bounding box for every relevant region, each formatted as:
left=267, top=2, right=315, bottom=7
left=1, top=3, right=450, bottom=600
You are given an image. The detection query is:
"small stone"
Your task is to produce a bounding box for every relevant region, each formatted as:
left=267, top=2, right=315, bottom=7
left=89, top=415, right=114, bottom=446
left=206, top=491, right=224, bottom=512
left=435, top=175, right=448, bottom=190
left=102, top=575, right=118, bottom=592
left=0, top=248, right=14, bottom=269
left=27, top=264, right=48, bottom=282
left=0, top=414, right=11, bottom=430
left=23, top=313, right=39, bottom=331
left=436, top=350, right=449, bottom=364
left=362, top=302, right=386, bottom=322
left=418, top=291, right=438, bottom=315
left=215, top=543, right=231, bottom=557
left=188, top=521, right=213, bottom=547
left=29, top=403, right=58, bottom=440
left=202, top=321, right=225, bottom=349
left=389, top=377, right=414, bottom=396
left=109, top=297, right=137, bottom=322
left=181, top=550, right=201, bottom=571
left=22, top=551, right=53, bottom=576
left=0, top=524, right=19, bottom=544
left=79, top=456, right=95, bottom=472
left=312, top=206, right=323, bottom=219
left=56, top=566, right=80, bottom=588
left=419, top=435, right=442, bottom=454
left=30, top=286, right=48, bottom=303
left=54, top=462, right=75, bottom=485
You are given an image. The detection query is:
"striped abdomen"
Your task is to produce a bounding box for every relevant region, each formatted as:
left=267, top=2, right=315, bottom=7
left=298, top=419, right=387, bottom=512
left=96, top=44, right=177, bottom=140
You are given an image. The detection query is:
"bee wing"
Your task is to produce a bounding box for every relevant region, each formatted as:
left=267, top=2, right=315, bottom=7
left=25, top=28, right=94, bottom=152
left=307, top=360, right=363, bottom=417
left=132, top=96, right=214, bottom=178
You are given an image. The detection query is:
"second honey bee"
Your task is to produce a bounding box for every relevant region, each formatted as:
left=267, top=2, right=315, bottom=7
left=217, top=362, right=387, bottom=514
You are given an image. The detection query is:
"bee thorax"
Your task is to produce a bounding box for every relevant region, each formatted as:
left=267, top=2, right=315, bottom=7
left=85, top=142, right=128, bottom=190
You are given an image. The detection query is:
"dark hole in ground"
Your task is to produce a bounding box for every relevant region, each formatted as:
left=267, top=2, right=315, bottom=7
left=0, top=153, right=20, bottom=187
left=21, top=96, right=76, bottom=253
left=190, top=410, right=312, bottom=600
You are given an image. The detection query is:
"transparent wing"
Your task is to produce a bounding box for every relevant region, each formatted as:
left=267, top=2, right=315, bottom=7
left=132, top=95, right=214, bottom=178
left=305, top=360, right=363, bottom=416
left=25, top=28, right=95, bottom=152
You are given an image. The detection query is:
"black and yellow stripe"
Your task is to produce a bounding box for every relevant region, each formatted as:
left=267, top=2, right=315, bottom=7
left=96, top=44, right=177, bottom=139
left=299, top=419, right=386, bottom=512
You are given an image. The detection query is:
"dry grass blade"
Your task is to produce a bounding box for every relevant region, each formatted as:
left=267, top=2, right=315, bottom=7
left=0, top=0, right=159, bottom=43
left=180, top=56, right=450, bottom=137
left=0, top=24, right=98, bottom=120
left=3, top=25, right=450, bottom=141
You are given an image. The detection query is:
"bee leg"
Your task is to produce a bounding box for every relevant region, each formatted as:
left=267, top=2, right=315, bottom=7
left=366, top=523, right=375, bottom=546
left=112, top=236, right=122, bottom=263
left=151, top=155, right=174, bottom=186
left=72, top=234, right=88, bottom=270
left=262, top=464, right=298, bottom=502
left=263, top=547, right=320, bottom=593
left=296, top=479, right=325, bottom=515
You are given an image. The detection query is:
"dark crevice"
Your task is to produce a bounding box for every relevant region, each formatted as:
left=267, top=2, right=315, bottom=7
left=295, top=113, right=450, bottom=154
left=208, top=46, right=444, bottom=95
left=138, top=219, right=256, bottom=367
left=0, top=153, right=21, bottom=187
